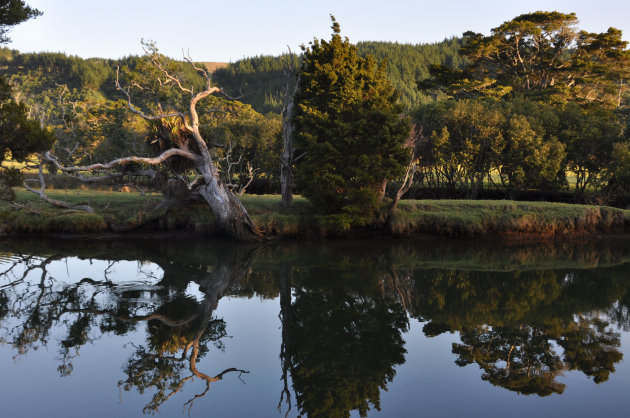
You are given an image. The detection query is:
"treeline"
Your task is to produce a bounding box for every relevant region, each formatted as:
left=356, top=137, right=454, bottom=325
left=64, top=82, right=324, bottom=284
left=357, top=38, right=466, bottom=108
left=0, top=48, right=206, bottom=100
left=2, top=10, right=630, bottom=208
left=409, top=11, right=630, bottom=205
left=0, top=39, right=464, bottom=195
left=411, top=98, right=628, bottom=201
left=212, top=39, right=465, bottom=113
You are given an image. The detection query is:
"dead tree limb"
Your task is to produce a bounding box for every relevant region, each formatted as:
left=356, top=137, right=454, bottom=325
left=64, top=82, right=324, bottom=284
left=113, top=48, right=261, bottom=240
left=23, top=156, right=94, bottom=212
left=44, top=148, right=195, bottom=172
left=280, top=48, right=301, bottom=209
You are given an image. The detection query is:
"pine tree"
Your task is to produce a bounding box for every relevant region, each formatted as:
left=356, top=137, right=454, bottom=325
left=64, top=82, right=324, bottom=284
left=293, top=16, right=410, bottom=216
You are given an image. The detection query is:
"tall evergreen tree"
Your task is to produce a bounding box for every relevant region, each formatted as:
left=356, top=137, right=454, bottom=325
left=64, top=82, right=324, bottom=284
left=293, top=16, right=410, bottom=216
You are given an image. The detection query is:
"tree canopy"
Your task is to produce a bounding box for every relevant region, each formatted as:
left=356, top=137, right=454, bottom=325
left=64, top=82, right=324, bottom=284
left=293, top=16, right=410, bottom=217
left=414, top=11, right=630, bottom=202
left=0, top=0, right=40, bottom=43
left=422, top=11, right=630, bottom=107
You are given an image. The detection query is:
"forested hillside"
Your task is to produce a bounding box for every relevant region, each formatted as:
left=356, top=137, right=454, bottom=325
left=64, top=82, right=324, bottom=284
left=2, top=11, right=628, bottom=209
left=0, top=38, right=463, bottom=117
left=357, top=38, right=466, bottom=108
left=0, top=48, right=206, bottom=101
left=212, top=38, right=465, bottom=113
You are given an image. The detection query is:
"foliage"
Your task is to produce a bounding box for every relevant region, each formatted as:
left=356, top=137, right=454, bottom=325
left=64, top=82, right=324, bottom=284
left=1, top=45, right=282, bottom=196
left=414, top=99, right=504, bottom=197
left=357, top=38, right=466, bottom=108
left=0, top=2, right=51, bottom=200
left=421, top=11, right=630, bottom=107
left=0, top=0, right=41, bottom=44
left=212, top=53, right=299, bottom=114
left=293, top=17, right=410, bottom=216
left=285, top=271, right=408, bottom=417
left=559, top=102, right=625, bottom=195
left=414, top=11, right=630, bottom=200
left=212, top=40, right=465, bottom=113
left=413, top=98, right=566, bottom=197
left=409, top=265, right=629, bottom=393
left=199, top=97, right=282, bottom=190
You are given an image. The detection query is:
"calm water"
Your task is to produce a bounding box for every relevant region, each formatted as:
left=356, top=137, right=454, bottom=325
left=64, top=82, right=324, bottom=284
left=1, top=236, right=630, bottom=417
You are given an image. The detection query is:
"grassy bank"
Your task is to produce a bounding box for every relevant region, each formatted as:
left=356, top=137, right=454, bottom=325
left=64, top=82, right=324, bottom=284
left=1, top=189, right=629, bottom=239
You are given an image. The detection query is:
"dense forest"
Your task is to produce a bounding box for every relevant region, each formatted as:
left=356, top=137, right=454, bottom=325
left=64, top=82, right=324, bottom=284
left=0, top=37, right=466, bottom=200
left=211, top=38, right=466, bottom=113
left=0, top=37, right=466, bottom=115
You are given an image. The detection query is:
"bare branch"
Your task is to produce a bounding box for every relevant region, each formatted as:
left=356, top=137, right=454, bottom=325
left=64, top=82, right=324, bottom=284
left=44, top=148, right=195, bottom=174
left=23, top=158, right=94, bottom=212
left=237, top=163, right=257, bottom=196
left=183, top=49, right=210, bottom=80
left=115, top=66, right=190, bottom=128
left=11, top=202, right=41, bottom=215
left=146, top=50, right=194, bottom=95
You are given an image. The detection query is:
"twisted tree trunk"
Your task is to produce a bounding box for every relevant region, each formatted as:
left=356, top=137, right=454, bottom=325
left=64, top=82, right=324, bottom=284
left=41, top=49, right=262, bottom=241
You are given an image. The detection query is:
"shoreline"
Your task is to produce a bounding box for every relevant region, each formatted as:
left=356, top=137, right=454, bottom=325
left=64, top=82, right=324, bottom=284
left=2, top=193, right=630, bottom=241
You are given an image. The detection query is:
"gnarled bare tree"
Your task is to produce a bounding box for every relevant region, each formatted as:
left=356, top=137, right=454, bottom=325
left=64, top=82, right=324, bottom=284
left=42, top=43, right=261, bottom=241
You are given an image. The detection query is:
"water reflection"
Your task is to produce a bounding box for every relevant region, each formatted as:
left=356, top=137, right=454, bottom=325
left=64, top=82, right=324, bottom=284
left=1, top=237, right=630, bottom=416
left=279, top=267, right=409, bottom=417
left=0, top=240, right=255, bottom=414
left=403, top=267, right=629, bottom=395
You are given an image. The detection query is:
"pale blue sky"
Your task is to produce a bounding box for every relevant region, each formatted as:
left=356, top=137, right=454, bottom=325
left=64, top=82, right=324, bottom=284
left=7, top=0, right=630, bottom=62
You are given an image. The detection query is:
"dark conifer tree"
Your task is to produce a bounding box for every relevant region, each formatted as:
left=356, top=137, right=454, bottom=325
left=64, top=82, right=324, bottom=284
left=293, top=16, right=410, bottom=216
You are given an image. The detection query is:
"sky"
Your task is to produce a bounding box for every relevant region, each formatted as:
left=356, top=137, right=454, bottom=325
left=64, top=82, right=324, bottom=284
left=6, top=0, right=630, bottom=62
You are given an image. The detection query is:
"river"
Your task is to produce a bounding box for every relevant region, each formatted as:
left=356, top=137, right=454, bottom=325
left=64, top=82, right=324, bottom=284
left=1, top=236, right=629, bottom=417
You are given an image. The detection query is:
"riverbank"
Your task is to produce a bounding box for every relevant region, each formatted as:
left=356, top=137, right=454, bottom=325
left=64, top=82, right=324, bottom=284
left=1, top=189, right=629, bottom=239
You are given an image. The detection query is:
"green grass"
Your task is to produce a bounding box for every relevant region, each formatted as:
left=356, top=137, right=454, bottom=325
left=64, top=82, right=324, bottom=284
left=2, top=188, right=630, bottom=238
left=0, top=189, right=163, bottom=234
left=390, top=199, right=630, bottom=238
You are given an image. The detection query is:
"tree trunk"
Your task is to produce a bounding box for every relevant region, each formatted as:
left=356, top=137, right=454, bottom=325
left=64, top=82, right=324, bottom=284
left=196, top=174, right=261, bottom=241
left=281, top=70, right=300, bottom=209
left=280, top=124, right=294, bottom=208
left=110, top=53, right=265, bottom=241
left=378, top=179, right=388, bottom=202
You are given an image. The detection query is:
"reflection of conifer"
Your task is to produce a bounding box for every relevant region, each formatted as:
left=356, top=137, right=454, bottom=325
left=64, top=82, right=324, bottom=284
left=285, top=287, right=408, bottom=417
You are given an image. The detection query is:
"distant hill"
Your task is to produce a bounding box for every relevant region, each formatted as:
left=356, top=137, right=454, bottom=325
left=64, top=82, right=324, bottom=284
left=0, top=39, right=466, bottom=115
left=357, top=38, right=467, bottom=108
left=212, top=38, right=466, bottom=114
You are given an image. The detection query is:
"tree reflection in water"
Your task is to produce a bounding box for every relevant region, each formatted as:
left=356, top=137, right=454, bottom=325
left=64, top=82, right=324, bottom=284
left=0, top=243, right=255, bottom=414
left=1, top=238, right=630, bottom=416
left=270, top=244, right=410, bottom=418
left=282, top=282, right=408, bottom=417
left=400, top=267, right=628, bottom=396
